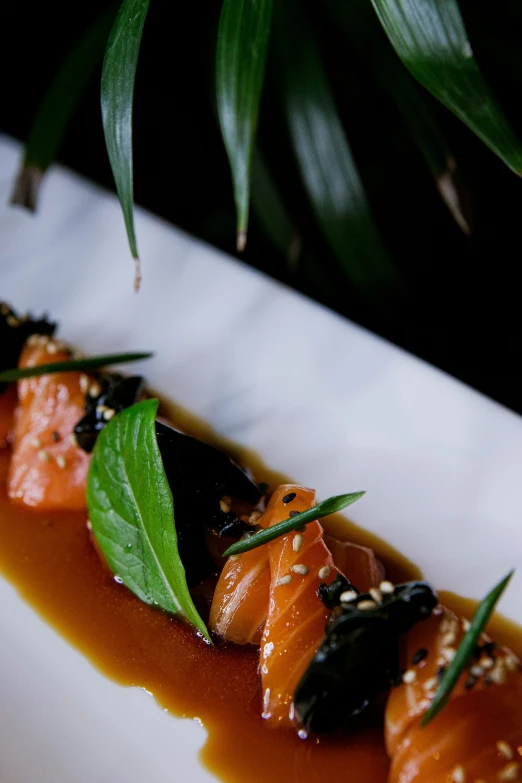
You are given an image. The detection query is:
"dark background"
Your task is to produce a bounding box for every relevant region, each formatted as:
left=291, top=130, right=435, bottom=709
left=2, top=0, right=522, bottom=414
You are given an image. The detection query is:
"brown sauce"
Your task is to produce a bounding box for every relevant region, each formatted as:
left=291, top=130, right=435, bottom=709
left=0, top=407, right=521, bottom=782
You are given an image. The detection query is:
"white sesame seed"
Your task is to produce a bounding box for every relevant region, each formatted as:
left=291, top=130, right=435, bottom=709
left=291, top=564, right=309, bottom=576
left=442, top=631, right=457, bottom=646
left=69, top=433, right=77, bottom=446
left=249, top=511, right=262, bottom=525
left=277, top=575, right=293, bottom=586
left=229, top=554, right=241, bottom=561
left=497, top=742, right=514, bottom=761
left=46, top=342, right=58, bottom=354
left=318, top=565, right=331, bottom=580
left=423, top=677, right=438, bottom=691
left=103, top=408, right=115, bottom=421
left=442, top=647, right=456, bottom=662
left=340, top=590, right=358, bottom=603
left=219, top=500, right=230, bottom=513
left=490, top=661, right=507, bottom=685
left=462, top=618, right=471, bottom=632
left=451, top=766, right=466, bottom=783
left=369, top=587, right=383, bottom=604
left=505, top=656, right=519, bottom=672
left=27, top=334, right=39, bottom=346
left=86, top=519, right=92, bottom=532
left=6, top=315, right=19, bottom=327
left=482, top=657, right=495, bottom=671
left=379, top=580, right=394, bottom=594
left=30, top=437, right=42, bottom=448
left=357, top=599, right=378, bottom=611
left=56, top=455, right=66, bottom=469
left=221, top=495, right=231, bottom=506
left=470, top=665, right=483, bottom=678
left=402, top=669, right=416, bottom=684
left=498, top=762, right=519, bottom=780
left=79, top=375, right=89, bottom=392
left=297, top=729, right=308, bottom=740
left=38, top=449, right=50, bottom=462
left=89, top=381, right=102, bottom=397
left=293, top=533, right=304, bottom=553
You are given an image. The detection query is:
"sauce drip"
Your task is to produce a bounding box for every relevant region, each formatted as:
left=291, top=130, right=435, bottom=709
left=0, top=442, right=521, bottom=783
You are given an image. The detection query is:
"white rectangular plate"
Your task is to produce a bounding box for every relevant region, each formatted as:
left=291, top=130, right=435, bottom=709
left=1, top=135, right=521, bottom=783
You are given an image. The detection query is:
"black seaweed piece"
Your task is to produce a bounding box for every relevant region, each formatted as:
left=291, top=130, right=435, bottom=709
left=0, top=302, right=56, bottom=393
left=155, top=421, right=262, bottom=585
left=294, top=581, right=438, bottom=733
left=318, top=574, right=359, bottom=610
left=74, top=374, right=145, bottom=452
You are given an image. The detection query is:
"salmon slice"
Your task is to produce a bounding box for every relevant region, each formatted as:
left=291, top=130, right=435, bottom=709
left=386, top=606, right=522, bottom=782
left=0, top=385, right=17, bottom=448
left=260, top=484, right=340, bottom=727
left=8, top=335, right=93, bottom=510
left=209, top=545, right=271, bottom=645
left=324, top=534, right=385, bottom=593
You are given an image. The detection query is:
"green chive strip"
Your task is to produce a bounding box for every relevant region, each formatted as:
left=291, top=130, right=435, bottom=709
left=421, top=569, right=515, bottom=727
left=223, top=491, right=365, bottom=557
left=0, top=352, right=153, bottom=382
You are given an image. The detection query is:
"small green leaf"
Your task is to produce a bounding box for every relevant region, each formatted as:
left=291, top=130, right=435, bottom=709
left=87, top=399, right=211, bottom=641
left=0, top=352, right=153, bottom=383
left=370, top=0, right=522, bottom=175
left=223, top=491, right=365, bottom=556
left=10, top=7, right=115, bottom=211
left=275, top=0, right=403, bottom=300
left=216, top=0, right=274, bottom=251
left=101, top=0, right=151, bottom=284
left=251, top=151, right=301, bottom=267
left=421, top=569, right=515, bottom=727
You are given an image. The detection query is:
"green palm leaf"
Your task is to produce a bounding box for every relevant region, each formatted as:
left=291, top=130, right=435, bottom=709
left=276, top=0, right=403, bottom=300
left=11, top=8, right=115, bottom=211
left=216, top=0, right=274, bottom=251
left=101, top=0, right=151, bottom=287
left=370, top=0, right=522, bottom=175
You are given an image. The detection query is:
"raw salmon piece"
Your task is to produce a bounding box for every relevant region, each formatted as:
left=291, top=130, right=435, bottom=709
left=209, top=545, right=271, bottom=645
left=324, top=534, right=385, bottom=592
left=0, top=385, right=17, bottom=448
left=8, top=336, right=93, bottom=510
left=260, top=484, right=340, bottom=727
left=386, top=606, right=522, bottom=782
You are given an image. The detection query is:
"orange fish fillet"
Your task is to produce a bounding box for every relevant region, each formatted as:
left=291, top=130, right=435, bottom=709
left=260, top=484, right=340, bottom=727
left=386, top=606, right=522, bottom=782
left=8, top=336, right=92, bottom=510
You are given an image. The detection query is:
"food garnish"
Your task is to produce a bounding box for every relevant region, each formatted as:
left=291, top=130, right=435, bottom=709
left=0, top=352, right=153, bottom=383
left=86, top=398, right=211, bottom=641
left=222, top=491, right=365, bottom=556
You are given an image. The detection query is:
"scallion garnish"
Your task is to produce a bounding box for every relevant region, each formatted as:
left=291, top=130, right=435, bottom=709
left=421, top=569, right=515, bottom=727
left=222, top=491, right=365, bottom=556
left=0, top=352, right=153, bottom=382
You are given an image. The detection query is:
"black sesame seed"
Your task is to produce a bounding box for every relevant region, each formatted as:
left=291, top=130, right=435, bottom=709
left=289, top=510, right=300, bottom=517
left=283, top=492, right=297, bottom=504
left=412, top=648, right=428, bottom=666
left=482, top=641, right=496, bottom=657
left=484, top=675, right=493, bottom=687
left=437, top=666, right=447, bottom=681
left=464, top=676, right=476, bottom=691
left=472, top=646, right=482, bottom=660
left=51, top=431, right=60, bottom=442
left=391, top=671, right=405, bottom=688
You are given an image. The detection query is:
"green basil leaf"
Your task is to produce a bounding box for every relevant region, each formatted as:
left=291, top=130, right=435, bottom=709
left=101, top=0, right=151, bottom=283
left=10, top=7, right=115, bottom=211
left=0, top=352, right=152, bottom=383
left=275, top=0, right=403, bottom=300
left=216, top=0, right=274, bottom=251
left=370, top=0, right=522, bottom=175
left=251, top=151, right=301, bottom=267
left=86, top=399, right=211, bottom=642
left=421, top=569, right=515, bottom=726
left=223, top=491, right=365, bottom=556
